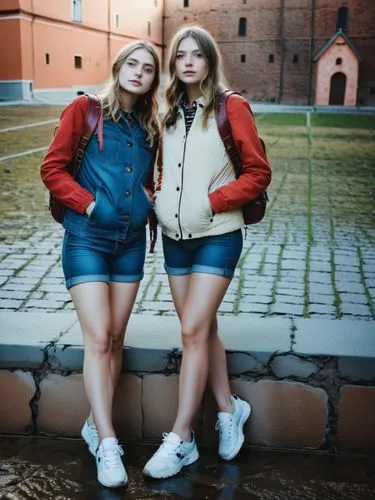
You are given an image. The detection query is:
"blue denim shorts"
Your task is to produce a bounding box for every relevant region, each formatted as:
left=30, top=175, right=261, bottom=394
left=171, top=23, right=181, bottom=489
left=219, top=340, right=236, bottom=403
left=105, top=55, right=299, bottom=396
left=62, top=229, right=146, bottom=289
left=162, top=230, right=243, bottom=279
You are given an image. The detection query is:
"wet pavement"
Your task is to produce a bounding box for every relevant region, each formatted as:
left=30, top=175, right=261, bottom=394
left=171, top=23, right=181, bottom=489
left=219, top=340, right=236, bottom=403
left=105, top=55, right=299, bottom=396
left=0, top=436, right=374, bottom=499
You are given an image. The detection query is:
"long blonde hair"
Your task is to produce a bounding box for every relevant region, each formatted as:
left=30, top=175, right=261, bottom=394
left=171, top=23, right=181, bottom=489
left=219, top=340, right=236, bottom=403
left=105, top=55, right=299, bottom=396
left=164, top=25, right=227, bottom=129
left=100, top=41, right=160, bottom=145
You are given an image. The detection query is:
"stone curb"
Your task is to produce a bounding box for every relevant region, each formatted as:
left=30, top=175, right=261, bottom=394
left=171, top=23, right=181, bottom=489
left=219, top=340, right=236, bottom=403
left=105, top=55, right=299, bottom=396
left=1, top=312, right=374, bottom=380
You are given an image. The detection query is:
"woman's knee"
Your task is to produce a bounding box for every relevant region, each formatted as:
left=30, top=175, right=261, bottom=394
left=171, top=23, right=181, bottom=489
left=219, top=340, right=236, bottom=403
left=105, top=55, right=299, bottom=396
left=82, top=324, right=112, bottom=354
left=110, top=330, right=125, bottom=354
left=180, top=320, right=209, bottom=348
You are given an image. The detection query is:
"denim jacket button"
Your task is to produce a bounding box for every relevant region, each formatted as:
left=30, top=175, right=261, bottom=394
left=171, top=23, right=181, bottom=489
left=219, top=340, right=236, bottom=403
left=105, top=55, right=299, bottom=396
left=125, top=191, right=131, bottom=197
left=126, top=166, right=133, bottom=173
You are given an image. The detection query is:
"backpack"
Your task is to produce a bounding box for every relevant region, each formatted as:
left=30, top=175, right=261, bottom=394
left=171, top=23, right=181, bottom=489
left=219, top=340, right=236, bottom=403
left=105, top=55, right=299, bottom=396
left=49, top=94, right=102, bottom=223
left=215, top=90, right=268, bottom=225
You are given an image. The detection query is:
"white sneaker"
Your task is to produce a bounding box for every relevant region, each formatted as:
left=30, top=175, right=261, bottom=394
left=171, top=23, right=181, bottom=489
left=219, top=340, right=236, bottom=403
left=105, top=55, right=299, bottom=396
left=81, top=419, right=99, bottom=456
left=215, top=395, right=251, bottom=460
left=96, top=437, right=127, bottom=488
left=143, top=432, right=199, bottom=479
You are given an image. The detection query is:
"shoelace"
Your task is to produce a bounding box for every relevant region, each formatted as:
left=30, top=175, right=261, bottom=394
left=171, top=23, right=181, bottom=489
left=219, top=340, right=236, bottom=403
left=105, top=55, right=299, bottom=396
left=100, top=445, right=124, bottom=469
left=215, top=416, right=234, bottom=440
left=157, top=433, right=183, bottom=457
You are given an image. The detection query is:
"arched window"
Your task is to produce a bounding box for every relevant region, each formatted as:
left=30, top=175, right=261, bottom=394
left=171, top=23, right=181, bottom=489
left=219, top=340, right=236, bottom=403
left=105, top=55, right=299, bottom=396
left=336, top=57, right=342, bottom=65
left=241, top=54, right=246, bottom=63
left=336, top=7, right=348, bottom=31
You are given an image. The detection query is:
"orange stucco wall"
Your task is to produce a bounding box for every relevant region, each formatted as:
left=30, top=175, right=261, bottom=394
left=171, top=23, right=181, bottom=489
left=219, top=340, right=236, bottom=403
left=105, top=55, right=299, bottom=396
left=315, top=35, right=359, bottom=106
left=0, top=0, right=163, bottom=89
left=0, top=18, right=23, bottom=79
left=2, top=0, right=21, bottom=9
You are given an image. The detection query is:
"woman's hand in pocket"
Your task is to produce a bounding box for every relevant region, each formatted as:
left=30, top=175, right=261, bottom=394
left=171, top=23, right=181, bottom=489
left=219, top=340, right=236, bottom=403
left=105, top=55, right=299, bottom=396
left=85, top=200, right=96, bottom=216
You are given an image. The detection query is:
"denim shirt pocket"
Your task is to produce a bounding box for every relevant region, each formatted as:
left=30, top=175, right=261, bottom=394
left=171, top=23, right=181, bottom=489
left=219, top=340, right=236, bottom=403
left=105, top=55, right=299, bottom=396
left=87, top=187, right=118, bottom=229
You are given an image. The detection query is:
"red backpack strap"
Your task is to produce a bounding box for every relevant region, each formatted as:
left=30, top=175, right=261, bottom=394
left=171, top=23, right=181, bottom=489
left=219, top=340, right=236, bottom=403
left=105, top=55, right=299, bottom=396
left=72, top=93, right=102, bottom=177
left=215, top=90, right=242, bottom=179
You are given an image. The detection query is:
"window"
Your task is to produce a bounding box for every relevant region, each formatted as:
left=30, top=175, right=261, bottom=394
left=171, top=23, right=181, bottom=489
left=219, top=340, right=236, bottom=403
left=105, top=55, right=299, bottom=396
left=147, top=21, right=151, bottom=36
left=238, top=17, right=247, bottom=36
left=241, top=54, right=246, bottom=63
left=336, top=7, right=348, bottom=31
left=269, top=54, right=274, bottom=63
left=72, top=0, right=82, bottom=22
left=336, top=57, right=342, bottom=65
left=115, top=13, right=119, bottom=28
left=293, top=54, right=299, bottom=63
left=74, top=55, right=82, bottom=69
left=45, top=53, right=50, bottom=65
left=243, top=0, right=247, bottom=3
left=183, top=0, right=189, bottom=7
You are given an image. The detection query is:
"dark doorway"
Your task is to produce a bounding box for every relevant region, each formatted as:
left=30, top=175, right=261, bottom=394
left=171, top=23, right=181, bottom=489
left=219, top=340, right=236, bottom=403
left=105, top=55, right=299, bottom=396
left=329, top=72, right=346, bottom=105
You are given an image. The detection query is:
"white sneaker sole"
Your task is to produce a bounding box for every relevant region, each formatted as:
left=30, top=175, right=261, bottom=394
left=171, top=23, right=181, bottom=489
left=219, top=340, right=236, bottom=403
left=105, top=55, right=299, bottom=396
left=97, top=472, right=128, bottom=488
left=81, top=425, right=98, bottom=457
left=143, top=448, right=199, bottom=479
left=220, top=401, right=251, bottom=461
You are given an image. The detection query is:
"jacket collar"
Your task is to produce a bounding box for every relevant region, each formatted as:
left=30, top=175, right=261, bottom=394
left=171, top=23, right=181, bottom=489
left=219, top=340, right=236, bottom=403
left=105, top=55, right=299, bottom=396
left=177, top=93, right=205, bottom=115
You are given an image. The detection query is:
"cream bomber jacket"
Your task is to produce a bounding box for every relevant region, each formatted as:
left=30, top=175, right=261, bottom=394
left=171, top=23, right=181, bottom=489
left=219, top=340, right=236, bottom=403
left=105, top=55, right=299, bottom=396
left=154, top=94, right=270, bottom=241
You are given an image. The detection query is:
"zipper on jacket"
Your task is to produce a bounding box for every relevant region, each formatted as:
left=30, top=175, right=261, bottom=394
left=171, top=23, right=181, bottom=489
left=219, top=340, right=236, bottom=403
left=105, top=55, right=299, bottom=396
left=176, top=134, right=187, bottom=239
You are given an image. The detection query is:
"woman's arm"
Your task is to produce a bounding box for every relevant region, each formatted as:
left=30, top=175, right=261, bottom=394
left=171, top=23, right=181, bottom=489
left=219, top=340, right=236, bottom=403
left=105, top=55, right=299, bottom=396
left=40, top=96, right=95, bottom=214
left=208, top=94, right=271, bottom=213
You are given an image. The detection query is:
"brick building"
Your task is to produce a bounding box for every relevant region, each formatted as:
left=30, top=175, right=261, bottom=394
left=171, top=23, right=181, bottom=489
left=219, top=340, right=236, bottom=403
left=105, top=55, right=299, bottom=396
left=164, top=0, right=375, bottom=105
left=1, top=0, right=374, bottom=105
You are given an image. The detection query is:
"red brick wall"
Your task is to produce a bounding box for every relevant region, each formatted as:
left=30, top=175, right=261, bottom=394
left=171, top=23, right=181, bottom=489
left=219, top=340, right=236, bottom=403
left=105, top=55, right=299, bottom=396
left=164, top=0, right=375, bottom=105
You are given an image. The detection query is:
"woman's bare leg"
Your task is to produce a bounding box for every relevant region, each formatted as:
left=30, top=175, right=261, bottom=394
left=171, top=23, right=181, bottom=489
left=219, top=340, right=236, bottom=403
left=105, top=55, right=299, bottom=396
left=207, top=317, right=233, bottom=413
left=168, top=273, right=231, bottom=441
left=86, top=281, right=140, bottom=428
left=71, top=281, right=139, bottom=442
left=108, top=281, right=140, bottom=387
left=168, top=276, right=233, bottom=418
left=70, top=282, right=114, bottom=442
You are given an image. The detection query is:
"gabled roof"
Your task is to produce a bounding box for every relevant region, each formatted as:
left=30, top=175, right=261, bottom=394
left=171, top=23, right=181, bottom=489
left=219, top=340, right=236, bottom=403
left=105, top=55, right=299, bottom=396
left=314, top=29, right=362, bottom=62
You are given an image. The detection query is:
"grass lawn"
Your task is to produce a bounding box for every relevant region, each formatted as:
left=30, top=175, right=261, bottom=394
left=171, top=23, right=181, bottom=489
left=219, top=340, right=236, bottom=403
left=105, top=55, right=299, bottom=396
left=0, top=108, right=374, bottom=247
left=0, top=124, right=56, bottom=156
left=0, top=106, right=62, bottom=129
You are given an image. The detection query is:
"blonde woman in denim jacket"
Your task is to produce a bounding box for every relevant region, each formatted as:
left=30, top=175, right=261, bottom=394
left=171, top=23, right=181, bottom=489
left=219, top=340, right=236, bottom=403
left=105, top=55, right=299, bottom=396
left=41, top=41, right=159, bottom=488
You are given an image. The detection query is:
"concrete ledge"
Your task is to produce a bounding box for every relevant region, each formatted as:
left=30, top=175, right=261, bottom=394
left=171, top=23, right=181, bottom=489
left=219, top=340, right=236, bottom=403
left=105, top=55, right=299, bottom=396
left=0, top=312, right=374, bottom=453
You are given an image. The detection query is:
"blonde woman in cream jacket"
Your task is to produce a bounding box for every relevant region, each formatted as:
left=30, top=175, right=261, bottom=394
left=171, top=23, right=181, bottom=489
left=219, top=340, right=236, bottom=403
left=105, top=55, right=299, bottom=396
left=143, top=25, right=271, bottom=480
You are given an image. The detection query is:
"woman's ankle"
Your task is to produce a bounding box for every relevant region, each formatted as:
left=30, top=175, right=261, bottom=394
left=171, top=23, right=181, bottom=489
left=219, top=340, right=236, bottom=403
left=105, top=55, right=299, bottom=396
left=171, top=426, right=193, bottom=442
left=217, top=394, right=233, bottom=414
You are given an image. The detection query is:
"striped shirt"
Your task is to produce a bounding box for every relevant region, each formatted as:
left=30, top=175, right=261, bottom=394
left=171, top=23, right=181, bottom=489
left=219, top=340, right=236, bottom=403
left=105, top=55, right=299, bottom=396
left=181, top=99, right=197, bottom=135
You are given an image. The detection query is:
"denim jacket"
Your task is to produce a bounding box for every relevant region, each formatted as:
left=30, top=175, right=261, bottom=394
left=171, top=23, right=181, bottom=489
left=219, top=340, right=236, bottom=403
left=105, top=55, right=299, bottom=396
left=63, top=111, right=156, bottom=241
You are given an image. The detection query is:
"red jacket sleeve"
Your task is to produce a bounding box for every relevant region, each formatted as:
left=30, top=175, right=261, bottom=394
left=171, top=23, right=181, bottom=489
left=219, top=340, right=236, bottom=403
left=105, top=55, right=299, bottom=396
left=208, top=94, right=271, bottom=213
left=40, top=95, right=95, bottom=214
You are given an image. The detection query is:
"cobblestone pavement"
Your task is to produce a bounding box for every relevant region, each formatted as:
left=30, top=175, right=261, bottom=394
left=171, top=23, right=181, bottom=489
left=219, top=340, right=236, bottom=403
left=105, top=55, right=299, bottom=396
left=1, top=112, right=374, bottom=320
left=0, top=216, right=374, bottom=320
